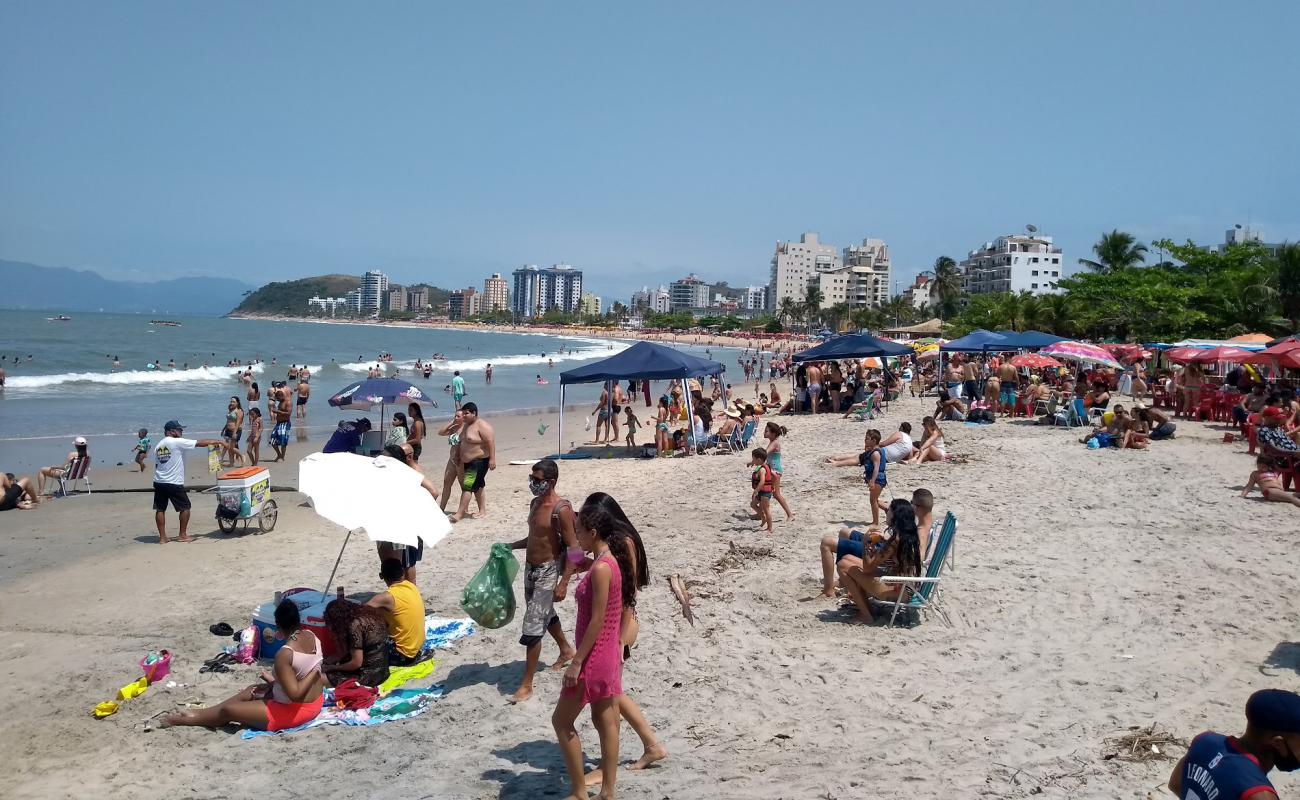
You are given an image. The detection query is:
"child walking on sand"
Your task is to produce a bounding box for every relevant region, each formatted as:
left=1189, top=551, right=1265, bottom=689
left=750, top=447, right=774, bottom=534
left=623, top=407, right=640, bottom=450
left=132, top=428, right=150, bottom=472
left=764, top=422, right=794, bottom=522
left=1242, top=457, right=1300, bottom=508
left=859, top=429, right=887, bottom=528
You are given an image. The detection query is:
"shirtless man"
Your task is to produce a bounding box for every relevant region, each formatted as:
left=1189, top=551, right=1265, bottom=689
left=998, top=360, right=1018, bottom=416
left=592, top=385, right=611, bottom=444
left=806, top=362, right=823, bottom=414
left=505, top=459, right=578, bottom=702
left=611, top=382, right=627, bottom=441
left=295, top=377, right=311, bottom=419
left=961, top=357, right=978, bottom=403
left=269, top=384, right=292, bottom=462
left=450, top=402, right=495, bottom=523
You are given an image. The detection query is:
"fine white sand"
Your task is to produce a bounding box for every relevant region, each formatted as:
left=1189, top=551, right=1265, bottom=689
left=2, top=393, right=1299, bottom=799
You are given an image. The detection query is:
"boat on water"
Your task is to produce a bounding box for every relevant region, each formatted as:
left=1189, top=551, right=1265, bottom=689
left=149, top=320, right=182, bottom=327
left=46, top=315, right=71, bottom=322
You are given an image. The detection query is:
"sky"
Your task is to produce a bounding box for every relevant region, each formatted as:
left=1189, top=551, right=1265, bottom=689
left=2, top=1, right=1298, bottom=303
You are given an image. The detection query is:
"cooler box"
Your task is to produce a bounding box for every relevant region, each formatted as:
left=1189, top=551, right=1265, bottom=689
left=359, top=430, right=384, bottom=456
left=218, top=467, right=270, bottom=517
left=251, top=589, right=338, bottom=660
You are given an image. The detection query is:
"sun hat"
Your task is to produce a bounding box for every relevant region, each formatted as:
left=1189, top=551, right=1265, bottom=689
left=724, top=408, right=741, bottom=419
left=1246, top=689, right=1300, bottom=733
left=74, top=436, right=87, bottom=445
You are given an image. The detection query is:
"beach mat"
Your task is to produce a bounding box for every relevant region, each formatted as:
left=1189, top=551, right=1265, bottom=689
left=240, top=686, right=444, bottom=739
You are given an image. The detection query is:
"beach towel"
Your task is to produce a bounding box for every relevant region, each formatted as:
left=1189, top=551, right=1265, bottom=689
left=420, top=616, right=475, bottom=655
left=377, top=659, right=437, bottom=695
left=240, top=686, right=444, bottom=739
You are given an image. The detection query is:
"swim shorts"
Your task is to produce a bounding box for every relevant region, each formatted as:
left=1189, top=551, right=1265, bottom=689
left=223, top=428, right=242, bottom=444
left=1000, top=389, right=1016, bottom=406
left=265, top=694, right=325, bottom=732
left=271, top=421, right=291, bottom=446
left=836, top=530, right=866, bottom=562
left=296, top=396, right=308, bottom=406
left=462, top=457, right=490, bottom=492
left=520, top=559, right=563, bottom=647
left=152, top=481, right=192, bottom=512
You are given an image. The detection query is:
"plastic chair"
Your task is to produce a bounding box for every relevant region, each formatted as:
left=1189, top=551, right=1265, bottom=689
left=57, top=456, right=92, bottom=496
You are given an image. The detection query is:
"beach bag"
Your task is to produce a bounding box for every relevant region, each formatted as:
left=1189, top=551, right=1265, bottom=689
left=460, top=543, right=519, bottom=629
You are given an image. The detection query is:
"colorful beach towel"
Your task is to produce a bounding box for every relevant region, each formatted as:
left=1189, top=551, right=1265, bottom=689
left=378, top=659, right=437, bottom=695
left=240, top=687, right=444, bottom=739
left=421, top=616, right=475, bottom=655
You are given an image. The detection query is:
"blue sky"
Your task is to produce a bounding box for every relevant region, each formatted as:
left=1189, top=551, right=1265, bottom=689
left=2, top=1, right=1297, bottom=302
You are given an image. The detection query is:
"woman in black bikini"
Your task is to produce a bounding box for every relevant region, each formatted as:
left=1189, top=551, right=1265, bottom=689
left=827, top=361, right=845, bottom=414
left=407, top=403, right=426, bottom=463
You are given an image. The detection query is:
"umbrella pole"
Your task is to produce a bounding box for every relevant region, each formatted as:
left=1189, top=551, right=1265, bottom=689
left=321, top=528, right=354, bottom=597
left=558, top=384, right=565, bottom=455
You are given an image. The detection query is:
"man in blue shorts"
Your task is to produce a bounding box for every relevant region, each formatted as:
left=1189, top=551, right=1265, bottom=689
left=815, top=489, right=933, bottom=598
left=1168, top=688, right=1300, bottom=800
left=451, top=370, right=466, bottom=410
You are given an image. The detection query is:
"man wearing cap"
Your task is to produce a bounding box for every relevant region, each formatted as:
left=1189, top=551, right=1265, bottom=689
left=152, top=421, right=226, bottom=544
left=1169, top=688, right=1300, bottom=799
left=1258, top=406, right=1300, bottom=455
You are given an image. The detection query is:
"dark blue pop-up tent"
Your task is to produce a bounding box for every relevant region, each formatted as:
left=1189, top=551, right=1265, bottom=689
left=557, top=341, right=725, bottom=455
left=940, top=329, right=1012, bottom=353
left=994, top=330, right=1068, bottom=349
left=791, top=333, right=913, bottom=362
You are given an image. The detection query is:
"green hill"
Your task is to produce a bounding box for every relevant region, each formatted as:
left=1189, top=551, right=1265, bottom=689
left=232, top=275, right=361, bottom=314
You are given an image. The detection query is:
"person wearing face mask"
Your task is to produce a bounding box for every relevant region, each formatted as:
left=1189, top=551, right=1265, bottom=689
left=504, top=458, right=578, bottom=703
left=1168, top=688, right=1300, bottom=799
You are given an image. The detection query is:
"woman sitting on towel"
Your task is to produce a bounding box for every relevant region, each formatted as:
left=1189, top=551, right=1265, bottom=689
left=323, top=598, right=391, bottom=688
left=836, top=499, right=924, bottom=625
left=162, top=599, right=325, bottom=731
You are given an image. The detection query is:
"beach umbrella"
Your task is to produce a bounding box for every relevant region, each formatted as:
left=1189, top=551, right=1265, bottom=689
left=1038, top=341, right=1122, bottom=369
left=1227, top=333, right=1272, bottom=344
left=328, top=377, right=435, bottom=435
left=1243, top=339, right=1300, bottom=367
left=1009, top=353, right=1061, bottom=369
left=299, top=452, right=450, bottom=593
left=860, top=357, right=882, bottom=369
left=917, top=349, right=941, bottom=362
left=1163, top=347, right=1204, bottom=364
left=1187, top=346, right=1252, bottom=364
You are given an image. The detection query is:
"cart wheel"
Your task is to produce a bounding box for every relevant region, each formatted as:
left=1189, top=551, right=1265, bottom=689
left=258, top=499, right=278, bottom=533
left=217, top=515, right=238, bottom=534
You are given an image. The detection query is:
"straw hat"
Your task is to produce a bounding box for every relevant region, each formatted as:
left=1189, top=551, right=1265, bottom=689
left=724, top=408, right=741, bottom=419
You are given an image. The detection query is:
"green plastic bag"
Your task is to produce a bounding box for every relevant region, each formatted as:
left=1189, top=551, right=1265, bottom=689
left=460, top=543, right=520, bottom=629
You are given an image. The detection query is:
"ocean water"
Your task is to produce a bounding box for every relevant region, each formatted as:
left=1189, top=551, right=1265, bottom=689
left=0, top=311, right=652, bottom=449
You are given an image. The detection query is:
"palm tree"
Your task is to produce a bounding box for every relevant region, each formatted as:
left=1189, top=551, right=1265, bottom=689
left=776, top=296, right=799, bottom=328
left=931, top=256, right=963, bottom=319
left=1038, top=294, right=1074, bottom=337
left=1078, top=230, right=1148, bottom=274
left=801, top=285, right=824, bottom=332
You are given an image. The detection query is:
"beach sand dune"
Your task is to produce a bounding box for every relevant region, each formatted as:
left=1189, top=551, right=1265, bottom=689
left=2, top=398, right=1298, bottom=799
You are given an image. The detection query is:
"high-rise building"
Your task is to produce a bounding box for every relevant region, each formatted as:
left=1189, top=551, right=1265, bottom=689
left=669, top=274, right=711, bottom=311
left=903, top=274, right=932, bottom=309
left=345, top=288, right=363, bottom=313
left=1200, top=225, right=1286, bottom=258
left=960, top=234, right=1065, bottom=295
left=384, top=288, right=406, bottom=312
left=483, top=273, right=509, bottom=312
left=578, top=293, right=602, bottom=316
left=448, top=287, right=481, bottom=320
left=406, top=286, right=429, bottom=311
left=744, top=286, right=768, bottom=311
left=307, top=296, right=348, bottom=315
left=768, top=233, right=841, bottom=311
left=651, top=287, right=671, bottom=314
left=360, top=270, right=389, bottom=313
left=510, top=264, right=584, bottom=318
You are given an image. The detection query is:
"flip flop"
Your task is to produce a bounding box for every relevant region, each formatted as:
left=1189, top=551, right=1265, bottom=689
left=209, top=622, right=234, bottom=637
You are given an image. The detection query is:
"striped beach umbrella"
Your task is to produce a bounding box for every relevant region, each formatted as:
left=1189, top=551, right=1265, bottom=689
left=1038, top=341, right=1122, bottom=369
left=1009, top=353, right=1061, bottom=369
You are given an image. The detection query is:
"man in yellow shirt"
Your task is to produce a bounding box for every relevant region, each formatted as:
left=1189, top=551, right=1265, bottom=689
left=367, top=558, right=426, bottom=665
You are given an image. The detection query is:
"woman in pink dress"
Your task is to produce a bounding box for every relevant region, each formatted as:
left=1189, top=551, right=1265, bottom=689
left=552, top=493, right=630, bottom=800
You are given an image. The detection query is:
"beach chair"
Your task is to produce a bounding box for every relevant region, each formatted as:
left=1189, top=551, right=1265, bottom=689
left=876, top=512, right=958, bottom=627
left=57, top=456, right=92, bottom=496
left=1066, top=398, right=1087, bottom=428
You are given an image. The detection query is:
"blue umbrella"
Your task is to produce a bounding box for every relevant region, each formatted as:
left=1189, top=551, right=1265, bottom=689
left=328, top=378, right=436, bottom=436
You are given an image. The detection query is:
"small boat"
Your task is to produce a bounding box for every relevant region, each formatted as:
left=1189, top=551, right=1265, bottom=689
left=47, top=315, right=71, bottom=322
left=150, top=320, right=182, bottom=327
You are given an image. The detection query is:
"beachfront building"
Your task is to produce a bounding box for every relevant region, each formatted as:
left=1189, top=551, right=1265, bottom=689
left=669, top=274, right=711, bottom=311
left=511, top=264, right=584, bottom=318
left=483, top=273, right=509, bottom=312
left=578, top=292, right=602, bottom=316
left=360, top=270, right=389, bottom=312
left=768, top=232, right=840, bottom=312
left=841, top=238, right=891, bottom=307
left=307, top=295, right=349, bottom=316
left=744, top=285, right=767, bottom=311
left=406, top=286, right=429, bottom=311
left=1200, top=225, right=1286, bottom=258
left=960, top=234, right=1065, bottom=295
left=345, top=288, right=363, bottom=313
left=384, top=288, right=406, bottom=312
left=903, top=274, right=932, bottom=310
left=448, top=287, right=481, bottom=320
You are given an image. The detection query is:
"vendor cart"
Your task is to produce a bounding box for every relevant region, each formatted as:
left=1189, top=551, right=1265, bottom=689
left=210, top=466, right=278, bottom=534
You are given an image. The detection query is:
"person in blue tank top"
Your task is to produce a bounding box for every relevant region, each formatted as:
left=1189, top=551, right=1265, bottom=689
left=1169, top=688, right=1300, bottom=800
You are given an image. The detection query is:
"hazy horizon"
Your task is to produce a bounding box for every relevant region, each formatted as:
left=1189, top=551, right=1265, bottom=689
left=2, top=1, right=1297, bottom=303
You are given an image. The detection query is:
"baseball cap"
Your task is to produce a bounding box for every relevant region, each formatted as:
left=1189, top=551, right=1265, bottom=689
left=163, top=420, right=185, bottom=432
left=1246, top=689, right=1300, bottom=733
left=74, top=436, right=87, bottom=445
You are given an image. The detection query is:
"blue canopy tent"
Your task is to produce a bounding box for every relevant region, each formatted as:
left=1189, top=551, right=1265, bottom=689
left=994, top=330, right=1068, bottom=349
left=791, top=333, right=913, bottom=362
left=940, top=329, right=1012, bottom=353
left=558, top=341, right=726, bottom=455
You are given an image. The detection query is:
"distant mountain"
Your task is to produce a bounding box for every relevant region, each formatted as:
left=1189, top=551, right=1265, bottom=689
left=234, top=274, right=362, bottom=314
left=0, top=260, right=254, bottom=315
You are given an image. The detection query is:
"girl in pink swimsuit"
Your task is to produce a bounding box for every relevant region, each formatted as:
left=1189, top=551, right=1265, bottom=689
left=552, top=494, right=630, bottom=800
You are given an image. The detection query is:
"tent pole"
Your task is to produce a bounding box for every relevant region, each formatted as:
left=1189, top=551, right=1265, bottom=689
left=321, top=528, right=354, bottom=597
left=684, top=384, right=694, bottom=456
left=558, top=384, right=565, bottom=455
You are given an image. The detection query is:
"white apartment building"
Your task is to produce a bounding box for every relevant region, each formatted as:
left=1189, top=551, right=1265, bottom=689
left=840, top=238, right=891, bottom=307
left=483, top=273, right=509, bottom=312
left=669, top=274, right=711, bottom=311
left=448, top=287, right=481, bottom=320
left=768, top=232, right=841, bottom=311
left=1201, top=225, right=1285, bottom=258
left=360, top=270, right=389, bottom=312
left=345, top=288, right=363, bottom=313
left=406, top=286, right=429, bottom=311
left=960, top=234, right=1065, bottom=295
left=902, top=274, right=932, bottom=309
left=744, top=285, right=767, bottom=311
left=578, top=293, right=602, bottom=316
left=651, top=287, right=671, bottom=314
left=511, top=264, right=583, bottom=317
left=384, top=288, right=406, bottom=312
left=307, top=296, right=349, bottom=315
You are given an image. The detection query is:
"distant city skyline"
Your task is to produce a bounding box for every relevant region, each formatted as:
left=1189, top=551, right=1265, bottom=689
left=2, top=2, right=1297, bottom=302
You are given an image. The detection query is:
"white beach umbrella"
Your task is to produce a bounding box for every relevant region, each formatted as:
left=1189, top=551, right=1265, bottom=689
left=299, top=452, right=451, bottom=590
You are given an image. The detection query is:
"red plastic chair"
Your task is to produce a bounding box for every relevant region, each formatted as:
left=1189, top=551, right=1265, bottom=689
left=1245, top=414, right=1260, bottom=454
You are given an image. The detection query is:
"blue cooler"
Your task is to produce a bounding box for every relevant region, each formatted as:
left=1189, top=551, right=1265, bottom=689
left=252, top=590, right=331, bottom=660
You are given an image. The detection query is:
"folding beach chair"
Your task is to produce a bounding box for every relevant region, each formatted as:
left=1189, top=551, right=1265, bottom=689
left=877, top=512, right=957, bottom=627
left=1066, top=398, right=1087, bottom=428
left=57, top=456, right=92, bottom=496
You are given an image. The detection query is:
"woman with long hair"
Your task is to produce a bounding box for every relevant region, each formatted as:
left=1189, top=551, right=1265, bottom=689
left=222, top=396, right=245, bottom=466
left=908, top=416, right=947, bottom=464
left=764, top=422, right=794, bottom=521
left=322, top=598, right=390, bottom=687
left=436, top=410, right=465, bottom=513
left=385, top=412, right=409, bottom=448
left=576, top=493, right=665, bottom=790
left=837, top=499, right=923, bottom=624
left=406, top=403, right=426, bottom=463
left=654, top=395, right=671, bottom=456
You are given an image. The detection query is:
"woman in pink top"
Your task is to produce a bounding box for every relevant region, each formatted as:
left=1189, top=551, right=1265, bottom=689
left=163, top=600, right=324, bottom=731
left=552, top=493, right=629, bottom=800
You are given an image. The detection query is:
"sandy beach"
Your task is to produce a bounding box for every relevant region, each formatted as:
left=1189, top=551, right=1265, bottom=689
left=3, top=394, right=1298, bottom=799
